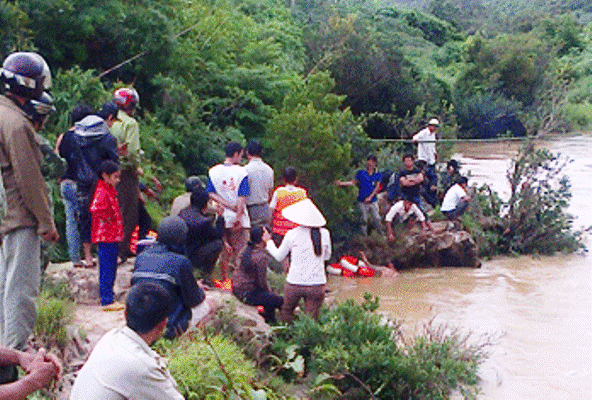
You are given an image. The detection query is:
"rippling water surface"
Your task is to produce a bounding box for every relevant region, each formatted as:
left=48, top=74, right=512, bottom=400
left=329, top=136, right=592, bottom=399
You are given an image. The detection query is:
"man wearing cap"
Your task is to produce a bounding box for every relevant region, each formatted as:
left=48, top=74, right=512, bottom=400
left=132, top=217, right=208, bottom=339
left=441, top=176, right=471, bottom=220
left=438, top=159, right=462, bottom=202
left=412, top=118, right=440, bottom=171
left=0, top=53, right=59, bottom=379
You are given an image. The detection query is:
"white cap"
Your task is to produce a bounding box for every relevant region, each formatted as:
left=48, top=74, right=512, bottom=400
left=281, top=198, right=326, bottom=227
left=428, top=118, right=440, bottom=126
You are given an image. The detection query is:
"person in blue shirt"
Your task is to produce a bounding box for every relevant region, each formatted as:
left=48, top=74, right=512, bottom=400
left=336, top=155, right=383, bottom=235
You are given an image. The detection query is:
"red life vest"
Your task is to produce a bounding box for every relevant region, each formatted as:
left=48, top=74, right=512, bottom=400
left=272, top=186, right=307, bottom=235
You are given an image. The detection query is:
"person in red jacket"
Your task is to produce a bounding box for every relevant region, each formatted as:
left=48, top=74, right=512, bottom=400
left=90, top=160, right=124, bottom=310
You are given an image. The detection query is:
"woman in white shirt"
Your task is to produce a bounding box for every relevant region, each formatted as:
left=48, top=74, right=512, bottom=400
left=263, top=199, right=331, bottom=323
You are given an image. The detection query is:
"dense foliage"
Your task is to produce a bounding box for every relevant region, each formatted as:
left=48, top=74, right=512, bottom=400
left=1, top=0, right=587, bottom=256
left=269, top=295, right=486, bottom=399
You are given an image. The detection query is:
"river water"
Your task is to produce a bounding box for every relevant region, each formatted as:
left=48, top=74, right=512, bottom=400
left=329, top=135, right=592, bottom=399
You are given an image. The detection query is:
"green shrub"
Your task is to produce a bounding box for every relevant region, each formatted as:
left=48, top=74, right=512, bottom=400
left=271, top=294, right=486, bottom=399
left=34, top=292, right=74, bottom=351
left=465, top=143, right=584, bottom=257
left=158, top=334, right=258, bottom=400
left=563, top=101, right=592, bottom=130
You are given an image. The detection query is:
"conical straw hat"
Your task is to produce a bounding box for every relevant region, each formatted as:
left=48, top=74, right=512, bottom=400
left=281, top=198, right=326, bottom=227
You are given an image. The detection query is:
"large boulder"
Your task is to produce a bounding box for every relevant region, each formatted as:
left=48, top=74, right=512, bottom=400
left=343, top=221, right=481, bottom=269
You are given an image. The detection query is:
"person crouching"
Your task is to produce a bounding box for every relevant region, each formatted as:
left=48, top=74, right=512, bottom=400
left=232, top=226, right=283, bottom=324
left=132, top=217, right=208, bottom=339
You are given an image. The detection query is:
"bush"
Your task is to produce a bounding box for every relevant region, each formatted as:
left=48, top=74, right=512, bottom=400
left=157, top=333, right=259, bottom=400
left=271, top=294, right=486, bottom=399
left=465, top=143, right=584, bottom=256
left=33, top=290, right=74, bottom=351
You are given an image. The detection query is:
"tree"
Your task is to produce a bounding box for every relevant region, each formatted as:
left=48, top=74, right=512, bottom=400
left=266, top=72, right=359, bottom=232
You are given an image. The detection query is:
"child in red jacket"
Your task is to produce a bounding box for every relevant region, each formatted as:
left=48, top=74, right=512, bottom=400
left=90, top=160, right=124, bottom=310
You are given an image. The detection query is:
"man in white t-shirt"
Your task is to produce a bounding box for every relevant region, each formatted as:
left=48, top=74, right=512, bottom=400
left=70, top=283, right=183, bottom=400
left=412, top=118, right=440, bottom=167
left=384, top=198, right=429, bottom=241
left=206, top=142, right=250, bottom=280
left=441, top=176, right=471, bottom=220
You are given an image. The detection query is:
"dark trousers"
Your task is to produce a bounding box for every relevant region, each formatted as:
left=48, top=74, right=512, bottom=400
left=138, top=201, right=152, bottom=239
left=117, top=167, right=139, bottom=259
left=241, top=289, right=283, bottom=324
left=98, top=242, right=118, bottom=306
left=189, top=239, right=224, bottom=277
left=443, top=199, right=470, bottom=220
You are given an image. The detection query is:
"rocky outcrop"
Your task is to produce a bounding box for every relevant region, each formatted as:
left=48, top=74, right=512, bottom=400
left=343, top=221, right=481, bottom=269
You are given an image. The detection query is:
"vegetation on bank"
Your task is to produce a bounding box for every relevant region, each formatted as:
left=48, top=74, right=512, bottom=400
left=1, top=0, right=586, bottom=256
left=32, top=285, right=491, bottom=399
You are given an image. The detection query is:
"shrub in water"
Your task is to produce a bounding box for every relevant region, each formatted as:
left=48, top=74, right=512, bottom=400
left=272, top=294, right=486, bottom=399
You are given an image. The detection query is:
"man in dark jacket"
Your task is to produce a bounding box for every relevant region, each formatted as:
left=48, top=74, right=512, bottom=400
left=58, top=105, right=119, bottom=267
left=178, top=189, right=224, bottom=285
left=132, top=217, right=206, bottom=339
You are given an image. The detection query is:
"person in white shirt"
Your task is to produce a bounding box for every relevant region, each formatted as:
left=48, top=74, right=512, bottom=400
left=385, top=198, right=430, bottom=241
left=206, top=141, right=251, bottom=280
left=263, top=199, right=331, bottom=323
left=70, top=282, right=184, bottom=400
left=441, top=177, right=471, bottom=220
left=412, top=118, right=439, bottom=167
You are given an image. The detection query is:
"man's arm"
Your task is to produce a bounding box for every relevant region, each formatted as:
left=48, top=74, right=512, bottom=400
left=8, top=124, right=57, bottom=241
left=335, top=179, right=357, bottom=187
left=179, top=262, right=205, bottom=308
left=0, top=348, right=61, bottom=400
left=233, top=196, right=247, bottom=229
left=365, top=180, right=382, bottom=203
left=399, top=173, right=423, bottom=187
left=233, top=174, right=250, bottom=229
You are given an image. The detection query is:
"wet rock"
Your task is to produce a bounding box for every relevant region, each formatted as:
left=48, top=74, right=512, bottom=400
left=344, top=221, right=481, bottom=269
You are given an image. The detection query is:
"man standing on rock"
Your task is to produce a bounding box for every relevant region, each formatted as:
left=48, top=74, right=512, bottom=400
left=0, top=52, right=59, bottom=382
left=244, top=140, right=274, bottom=229
left=110, top=88, right=141, bottom=262
left=413, top=118, right=439, bottom=175
left=335, top=155, right=383, bottom=235
left=206, top=141, right=250, bottom=280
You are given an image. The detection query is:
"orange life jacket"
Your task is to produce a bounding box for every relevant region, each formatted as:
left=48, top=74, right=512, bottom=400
left=272, top=186, right=307, bottom=235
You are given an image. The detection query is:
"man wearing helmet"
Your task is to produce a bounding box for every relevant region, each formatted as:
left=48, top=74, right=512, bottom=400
left=0, top=52, right=59, bottom=382
left=110, top=87, right=141, bottom=261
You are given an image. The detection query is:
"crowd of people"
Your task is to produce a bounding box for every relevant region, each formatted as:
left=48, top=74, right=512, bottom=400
left=0, top=51, right=472, bottom=398
left=338, top=118, right=472, bottom=239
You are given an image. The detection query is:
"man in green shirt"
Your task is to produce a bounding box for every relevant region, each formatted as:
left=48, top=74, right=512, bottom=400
left=111, top=88, right=141, bottom=261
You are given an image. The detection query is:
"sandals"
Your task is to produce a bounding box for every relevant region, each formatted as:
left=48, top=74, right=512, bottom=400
left=102, top=302, right=125, bottom=312
left=73, top=260, right=96, bottom=269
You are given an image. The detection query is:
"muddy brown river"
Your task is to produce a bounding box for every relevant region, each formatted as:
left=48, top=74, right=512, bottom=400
left=329, top=136, right=592, bottom=399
